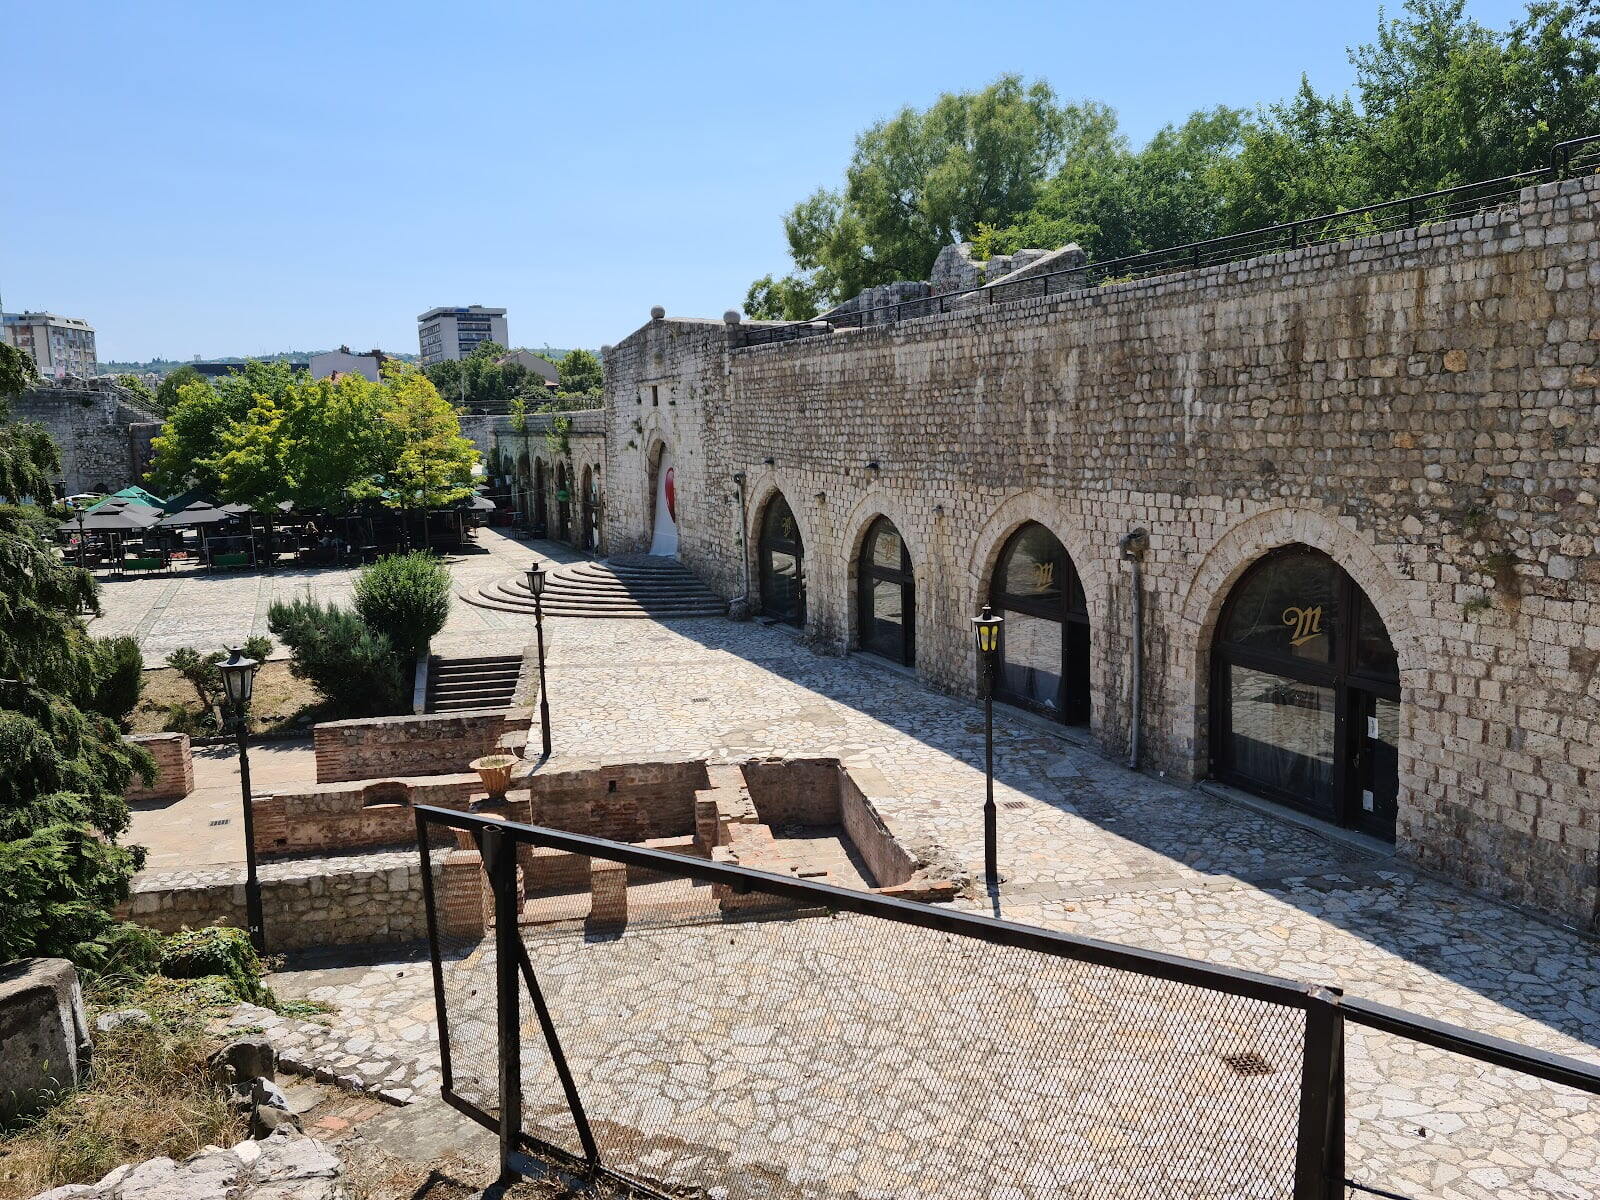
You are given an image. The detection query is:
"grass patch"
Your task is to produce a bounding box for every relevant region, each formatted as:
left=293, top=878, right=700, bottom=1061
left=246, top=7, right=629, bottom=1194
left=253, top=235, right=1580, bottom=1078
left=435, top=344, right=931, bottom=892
left=129, top=661, right=334, bottom=736
left=0, top=982, right=246, bottom=1200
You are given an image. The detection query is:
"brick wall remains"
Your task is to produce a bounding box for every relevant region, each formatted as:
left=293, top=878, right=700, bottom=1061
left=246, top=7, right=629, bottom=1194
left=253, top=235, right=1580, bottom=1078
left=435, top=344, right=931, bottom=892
left=252, top=773, right=479, bottom=857
left=314, top=709, right=522, bottom=783
left=124, top=733, right=193, bottom=802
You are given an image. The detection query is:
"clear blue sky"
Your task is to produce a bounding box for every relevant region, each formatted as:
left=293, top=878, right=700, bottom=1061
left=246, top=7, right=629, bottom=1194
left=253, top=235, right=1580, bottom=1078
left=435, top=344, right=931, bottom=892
left=0, top=0, right=1532, bottom=363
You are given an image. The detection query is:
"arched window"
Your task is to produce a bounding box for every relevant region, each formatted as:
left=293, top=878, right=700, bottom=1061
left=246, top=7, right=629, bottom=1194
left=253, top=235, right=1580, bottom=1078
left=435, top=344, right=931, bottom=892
left=1211, top=545, right=1400, bottom=841
left=555, top=461, right=570, bottom=542
left=758, top=492, right=804, bottom=626
left=579, top=465, right=595, bottom=551
left=989, top=522, right=1090, bottom=724
left=858, top=517, right=914, bottom=666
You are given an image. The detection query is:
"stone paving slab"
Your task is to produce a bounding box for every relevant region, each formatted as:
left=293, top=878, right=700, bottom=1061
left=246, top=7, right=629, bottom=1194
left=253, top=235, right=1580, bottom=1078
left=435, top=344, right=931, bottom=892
left=86, top=528, right=571, bottom=665
left=251, top=612, right=1600, bottom=1199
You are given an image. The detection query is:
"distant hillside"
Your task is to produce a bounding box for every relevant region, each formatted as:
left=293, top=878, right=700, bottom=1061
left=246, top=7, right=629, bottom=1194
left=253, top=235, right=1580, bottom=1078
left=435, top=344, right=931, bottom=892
left=98, top=349, right=420, bottom=375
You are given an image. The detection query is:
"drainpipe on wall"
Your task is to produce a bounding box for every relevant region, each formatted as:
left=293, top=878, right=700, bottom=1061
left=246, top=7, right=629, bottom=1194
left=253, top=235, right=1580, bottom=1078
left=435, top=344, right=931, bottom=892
left=732, top=472, right=750, bottom=611
left=1119, top=528, right=1150, bottom=771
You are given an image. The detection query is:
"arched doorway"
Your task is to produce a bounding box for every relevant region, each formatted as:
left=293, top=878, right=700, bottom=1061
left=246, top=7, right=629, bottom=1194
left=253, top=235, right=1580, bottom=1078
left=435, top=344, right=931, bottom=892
left=858, top=517, right=913, bottom=666
left=1210, top=545, right=1400, bottom=841
left=532, top=459, right=548, bottom=536
left=758, top=492, right=804, bottom=626
left=649, top=445, right=678, bottom=556
left=989, top=522, right=1090, bottom=724
left=580, top=466, right=595, bottom=551
left=555, top=462, right=570, bottom=542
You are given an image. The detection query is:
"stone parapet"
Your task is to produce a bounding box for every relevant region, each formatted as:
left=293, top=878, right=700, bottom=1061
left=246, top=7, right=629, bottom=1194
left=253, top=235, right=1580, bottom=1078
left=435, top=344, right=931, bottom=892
left=313, top=708, right=520, bottom=783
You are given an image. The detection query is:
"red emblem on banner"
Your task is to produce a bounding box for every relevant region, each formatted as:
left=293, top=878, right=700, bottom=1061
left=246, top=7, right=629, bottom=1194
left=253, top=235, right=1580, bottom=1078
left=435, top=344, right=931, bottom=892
left=664, top=467, right=676, bottom=521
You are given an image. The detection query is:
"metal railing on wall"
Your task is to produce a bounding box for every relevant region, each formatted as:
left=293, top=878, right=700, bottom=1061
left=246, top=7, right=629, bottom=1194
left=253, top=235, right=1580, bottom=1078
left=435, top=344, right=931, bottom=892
left=415, top=804, right=1600, bottom=1200
left=742, top=133, right=1600, bottom=349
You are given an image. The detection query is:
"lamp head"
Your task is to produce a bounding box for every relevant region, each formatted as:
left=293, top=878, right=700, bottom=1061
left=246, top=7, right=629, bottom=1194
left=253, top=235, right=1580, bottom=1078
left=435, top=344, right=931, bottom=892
left=525, top=563, right=547, bottom=597
left=971, top=605, right=1003, bottom=655
left=219, top=646, right=259, bottom=708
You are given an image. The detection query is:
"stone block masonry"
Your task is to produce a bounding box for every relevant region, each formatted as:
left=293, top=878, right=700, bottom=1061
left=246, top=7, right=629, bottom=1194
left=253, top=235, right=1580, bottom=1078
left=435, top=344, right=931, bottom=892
left=11, top=380, right=161, bottom=495
left=124, top=732, right=193, bottom=802
left=122, top=850, right=438, bottom=952
left=599, top=174, right=1600, bottom=930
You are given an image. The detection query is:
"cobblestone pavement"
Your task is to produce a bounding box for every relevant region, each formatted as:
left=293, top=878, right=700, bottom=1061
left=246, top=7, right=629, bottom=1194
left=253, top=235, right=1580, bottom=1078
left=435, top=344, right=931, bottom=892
left=256, top=614, right=1600, bottom=1198
left=86, top=527, right=571, bottom=665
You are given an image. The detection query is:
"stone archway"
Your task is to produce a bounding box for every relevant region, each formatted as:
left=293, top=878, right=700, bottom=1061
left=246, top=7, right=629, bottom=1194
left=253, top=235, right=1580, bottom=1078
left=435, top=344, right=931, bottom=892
left=1174, top=505, right=1424, bottom=830
left=647, top=439, right=678, bottom=557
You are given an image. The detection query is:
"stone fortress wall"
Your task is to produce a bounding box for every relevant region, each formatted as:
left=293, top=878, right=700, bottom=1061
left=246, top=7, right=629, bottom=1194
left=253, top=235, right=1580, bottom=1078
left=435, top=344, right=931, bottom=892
left=12, top=379, right=162, bottom=495
left=599, top=174, right=1600, bottom=930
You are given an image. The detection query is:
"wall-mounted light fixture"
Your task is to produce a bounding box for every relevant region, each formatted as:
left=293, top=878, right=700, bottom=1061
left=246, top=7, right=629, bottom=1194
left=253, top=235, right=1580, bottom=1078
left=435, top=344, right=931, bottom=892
left=763, top=457, right=774, bottom=466
left=866, top=460, right=880, bottom=472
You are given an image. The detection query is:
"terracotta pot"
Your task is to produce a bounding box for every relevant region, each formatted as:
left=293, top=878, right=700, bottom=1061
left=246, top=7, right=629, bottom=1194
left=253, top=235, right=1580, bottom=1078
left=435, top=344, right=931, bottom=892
left=469, top=754, right=517, bottom=798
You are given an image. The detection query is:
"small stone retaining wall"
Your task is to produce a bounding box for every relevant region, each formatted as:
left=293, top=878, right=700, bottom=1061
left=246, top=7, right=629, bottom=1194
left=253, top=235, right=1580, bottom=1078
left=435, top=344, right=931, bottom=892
left=123, top=851, right=438, bottom=951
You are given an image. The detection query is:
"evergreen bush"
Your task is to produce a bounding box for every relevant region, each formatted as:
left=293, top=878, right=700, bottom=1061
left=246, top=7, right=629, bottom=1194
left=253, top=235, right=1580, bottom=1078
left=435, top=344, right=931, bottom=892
left=267, top=596, right=403, bottom=715
left=88, top=636, right=145, bottom=729
left=352, top=551, right=452, bottom=665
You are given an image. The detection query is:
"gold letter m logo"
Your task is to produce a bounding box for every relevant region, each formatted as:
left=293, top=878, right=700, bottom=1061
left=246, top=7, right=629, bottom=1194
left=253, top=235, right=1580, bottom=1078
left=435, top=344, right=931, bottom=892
left=1282, top=605, right=1324, bottom=647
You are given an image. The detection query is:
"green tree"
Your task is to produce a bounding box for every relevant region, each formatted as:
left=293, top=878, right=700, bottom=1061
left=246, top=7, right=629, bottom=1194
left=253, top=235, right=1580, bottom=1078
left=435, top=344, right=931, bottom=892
left=152, top=364, right=202, bottom=416
left=375, top=365, right=479, bottom=523
left=0, top=350, right=151, bottom=961
left=555, top=348, right=604, bottom=398
left=423, top=341, right=550, bottom=410
left=744, top=274, right=822, bottom=321
left=752, top=77, right=1117, bottom=305
left=146, top=360, right=302, bottom=495
left=996, top=107, right=1250, bottom=261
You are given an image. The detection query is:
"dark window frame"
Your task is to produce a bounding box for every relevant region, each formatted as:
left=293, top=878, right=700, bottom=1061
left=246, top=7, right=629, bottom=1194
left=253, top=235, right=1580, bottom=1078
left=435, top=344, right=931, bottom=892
left=1210, top=544, right=1400, bottom=840
left=758, top=493, right=805, bottom=627
left=987, top=522, right=1091, bottom=725
left=857, top=516, right=915, bottom=666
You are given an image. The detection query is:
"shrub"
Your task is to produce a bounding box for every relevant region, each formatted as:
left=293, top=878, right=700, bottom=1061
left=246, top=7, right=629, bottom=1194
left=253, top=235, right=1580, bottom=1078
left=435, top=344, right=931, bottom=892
left=353, top=551, right=451, bottom=664
left=267, top=596, right=402, bottom=715
left=88, top=637, right=144, bottom=729
left=164, top=637, right=273, bottom=724
left=0, top=825, right=144, bottom=963
left=158, top=926, right=272, bottom=1006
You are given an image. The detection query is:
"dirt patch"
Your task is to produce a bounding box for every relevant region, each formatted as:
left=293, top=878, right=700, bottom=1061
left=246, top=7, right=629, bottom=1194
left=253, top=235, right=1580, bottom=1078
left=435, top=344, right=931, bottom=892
left=130, top=662, right=334, bottom=736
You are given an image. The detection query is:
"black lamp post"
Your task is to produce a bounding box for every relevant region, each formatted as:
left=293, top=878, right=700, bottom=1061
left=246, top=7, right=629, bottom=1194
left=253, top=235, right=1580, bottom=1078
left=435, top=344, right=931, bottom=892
left=972, top=605, right=1004, bottom=889
left=219, top=646, right=266, bottom=952
left=525, top=563, right=552, bottom=758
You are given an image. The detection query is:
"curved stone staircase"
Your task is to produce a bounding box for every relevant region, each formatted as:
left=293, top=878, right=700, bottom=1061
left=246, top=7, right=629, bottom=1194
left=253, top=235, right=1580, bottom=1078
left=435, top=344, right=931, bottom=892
left=459, top=555, right=726, bottom=619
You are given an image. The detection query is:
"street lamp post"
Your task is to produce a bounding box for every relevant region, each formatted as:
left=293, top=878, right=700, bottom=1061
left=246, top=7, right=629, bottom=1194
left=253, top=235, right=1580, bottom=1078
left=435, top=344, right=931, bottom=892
left=219, top=647, right=266, bottom=953
left=972, top=605, right=1004, bottom=889
left=525, top=563, right=552, bottom=758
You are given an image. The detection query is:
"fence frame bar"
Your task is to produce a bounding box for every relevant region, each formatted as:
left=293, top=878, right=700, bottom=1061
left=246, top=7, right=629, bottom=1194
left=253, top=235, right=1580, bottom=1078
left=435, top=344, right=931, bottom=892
left=482, top=824, right=524, bottom=1178
left=415, top=804, right=1311, bottom=1008
left=1293, top=987, right=1346, bottom=1199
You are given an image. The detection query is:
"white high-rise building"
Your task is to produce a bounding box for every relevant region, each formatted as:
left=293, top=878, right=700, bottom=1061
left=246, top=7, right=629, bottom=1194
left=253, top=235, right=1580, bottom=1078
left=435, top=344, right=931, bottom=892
left=416, top=306, right=508, bottom=365
left=1, top=311, right=97, bottom=379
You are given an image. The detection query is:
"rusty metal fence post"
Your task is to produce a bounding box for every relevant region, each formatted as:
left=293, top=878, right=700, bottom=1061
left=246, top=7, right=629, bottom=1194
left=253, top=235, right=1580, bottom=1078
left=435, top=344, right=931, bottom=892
left=1294, top=986, right=1346, bottom=1199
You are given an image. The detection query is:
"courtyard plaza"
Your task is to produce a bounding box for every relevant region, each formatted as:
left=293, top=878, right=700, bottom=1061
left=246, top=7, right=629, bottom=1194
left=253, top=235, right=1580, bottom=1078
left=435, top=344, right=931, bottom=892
left=117, top=543, right=1600, bottom=1198
left=86, top=524, right=554, bottom=665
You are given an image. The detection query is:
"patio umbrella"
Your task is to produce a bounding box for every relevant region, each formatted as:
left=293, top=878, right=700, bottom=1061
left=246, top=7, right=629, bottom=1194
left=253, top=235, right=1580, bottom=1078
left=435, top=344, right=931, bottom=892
left=157, top=503, right=238, bottom=527
left=63, top=507, right=161, bottom=532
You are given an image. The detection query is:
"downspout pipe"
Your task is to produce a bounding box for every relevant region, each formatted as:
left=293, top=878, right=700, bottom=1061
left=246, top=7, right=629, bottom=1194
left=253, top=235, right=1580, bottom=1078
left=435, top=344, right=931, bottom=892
left=1119, top=528, right=1150, bottom=771
left=732, top=472, right=750, bottom=610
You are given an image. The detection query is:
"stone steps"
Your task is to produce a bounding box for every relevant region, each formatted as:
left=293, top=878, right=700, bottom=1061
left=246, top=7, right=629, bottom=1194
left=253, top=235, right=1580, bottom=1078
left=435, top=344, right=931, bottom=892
left=458, top=556, right=725, bottom=619
left=425, top=653, right=522, bottom=713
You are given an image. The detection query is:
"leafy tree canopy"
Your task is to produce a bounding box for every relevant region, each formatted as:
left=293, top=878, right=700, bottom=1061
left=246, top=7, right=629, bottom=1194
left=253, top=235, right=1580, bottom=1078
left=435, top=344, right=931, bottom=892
left=748, top=1, right=1600, bottom=313
left=555, top=348, right=603, bottom=399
